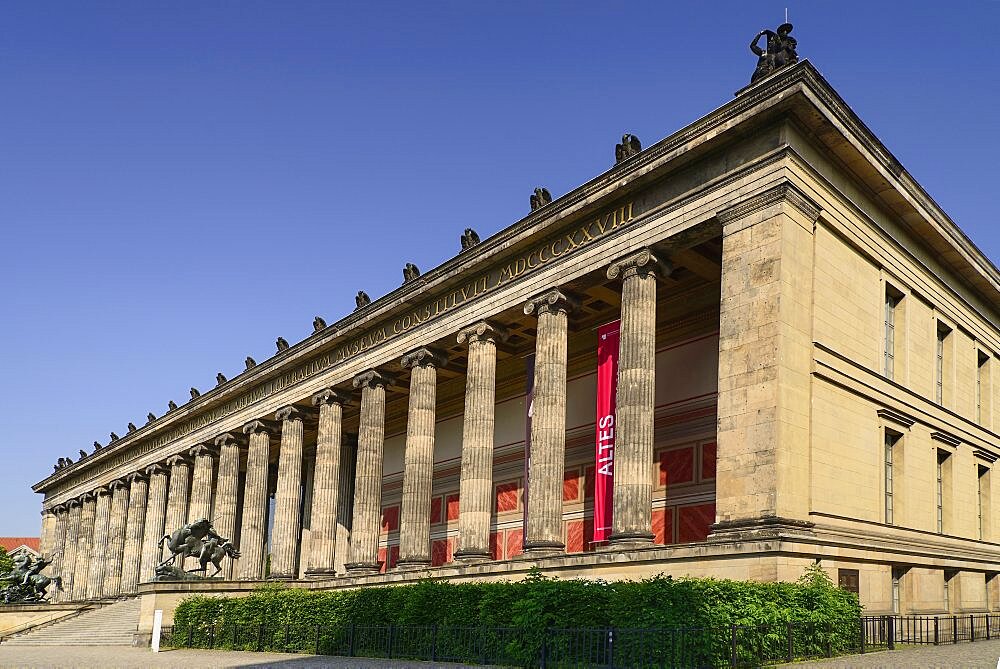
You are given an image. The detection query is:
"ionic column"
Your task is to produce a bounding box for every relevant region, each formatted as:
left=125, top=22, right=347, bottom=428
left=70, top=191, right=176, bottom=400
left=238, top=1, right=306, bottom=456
left=335, top=436, right=358, bottom=574
left=188, top=444, right=217, bottom=523
left=522, top=288, right=577, bottom=554
left=213, top=432, right=242, bottom=579
left=86, top=487, right=112, bottom=599
left=307, top=389, right=350, bottom=577
left=271, top=406, right=306, bottom=580
left=239, top=420, right=273, bottom=580
left=140, top=464, right=170, bottom=582
left=607, top=249, right=667, bottom=545
left=163, top=454, right=192, bottom=556
left=455, top=322, right=507, bottom=562
left=60, top=500, right=82, bottom=601
left=48, top=506, right=68, bottom=599
left=397, top=348, right=446, bottom=568
left=347, top=370, right=393, bottom=574
left=72, top=493, right=96, bottom=600
left=103, top=479, right=130, bottom=597
left=120, top=472, right=148, bottom=594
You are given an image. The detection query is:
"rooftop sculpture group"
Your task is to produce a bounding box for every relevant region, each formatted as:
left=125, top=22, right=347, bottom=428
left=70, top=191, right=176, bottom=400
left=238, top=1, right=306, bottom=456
left=0, top=554, right=62, bottom=604
left=749, top=23, right=798, bottom=83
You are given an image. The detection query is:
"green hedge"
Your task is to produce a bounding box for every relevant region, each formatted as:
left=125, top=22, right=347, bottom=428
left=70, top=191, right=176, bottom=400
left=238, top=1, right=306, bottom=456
left=172, top=565, right=862, bottom=665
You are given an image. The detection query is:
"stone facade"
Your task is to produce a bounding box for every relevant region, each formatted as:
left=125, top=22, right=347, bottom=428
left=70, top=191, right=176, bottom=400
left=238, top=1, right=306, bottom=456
left=32, top=62, right=1000, bottom=626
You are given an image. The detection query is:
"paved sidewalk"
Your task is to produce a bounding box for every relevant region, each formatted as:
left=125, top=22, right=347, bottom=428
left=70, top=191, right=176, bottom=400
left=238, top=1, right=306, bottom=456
left=0, top=645, right=478, bottom=669
left=785, top=639, right=1000, bottom=668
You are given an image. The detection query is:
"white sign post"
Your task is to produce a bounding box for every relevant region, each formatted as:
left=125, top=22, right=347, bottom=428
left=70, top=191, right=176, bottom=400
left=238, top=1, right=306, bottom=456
left=151, top=609, right=163, bottom=653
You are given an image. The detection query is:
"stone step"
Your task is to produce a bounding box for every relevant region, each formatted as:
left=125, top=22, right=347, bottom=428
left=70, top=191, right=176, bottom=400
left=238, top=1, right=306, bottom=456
left=3, top=599, right=141, bottom=647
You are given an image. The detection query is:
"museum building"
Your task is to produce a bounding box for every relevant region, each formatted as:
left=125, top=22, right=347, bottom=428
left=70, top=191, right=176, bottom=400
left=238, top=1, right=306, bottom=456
left=30, top=59, right=1000, bottom=630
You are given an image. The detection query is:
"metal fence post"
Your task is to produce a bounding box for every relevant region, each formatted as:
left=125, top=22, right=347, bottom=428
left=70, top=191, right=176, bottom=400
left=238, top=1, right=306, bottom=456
left=256, top=623, right=265, bottom=652
left=233, top=622, right=238, bottom=650
left=348, top=624, right=355, bottom=657
left=540, top=628, right=548, bottom=669
left=431, top=623, right=438, bottom=661
left=786, top=622, right=793, bottom=663
left=887, top=616, right=894, bottom=650
left=187, top=625, right=194, bottom=648
left=988, top=614, right=992, bottom=640
left=387, top=625, right=395, bottom=659
left=934, top=616, right=939, bottom=645
left=825, top=621, right=833, bottom=658
left=208, top=624, right=215, bottom=649
left=859, top=618, right=866, bottom=654
left=606, top=627, right=614, bottom=669
left=970, top=615, right=976, bottom=642
left=314, top=624, right=321, bottom=655
left=953, top=616, right=959, bottom=644
left=730, top=624, right=738, bottom=668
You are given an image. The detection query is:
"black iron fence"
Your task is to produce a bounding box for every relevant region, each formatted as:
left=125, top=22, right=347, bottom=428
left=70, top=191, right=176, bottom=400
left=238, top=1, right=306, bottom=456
left=160, top=614, right=1000, bottom=667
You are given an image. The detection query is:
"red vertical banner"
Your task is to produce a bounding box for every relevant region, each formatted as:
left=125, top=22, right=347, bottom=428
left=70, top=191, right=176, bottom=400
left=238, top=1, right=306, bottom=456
left=593, top=321, right=620, bottom=543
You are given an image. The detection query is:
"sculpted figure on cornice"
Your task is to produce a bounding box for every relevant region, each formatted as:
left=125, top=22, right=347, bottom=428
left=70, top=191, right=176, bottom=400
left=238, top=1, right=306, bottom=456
left=168, top=401, right=178, bottom=411
left=402, top=263, right=421, bottom=283
left=190, top=387, right=200, bottom=399
left=750, top=23, right=798, bottom=83
left=276, top=337, right=290, bottom=352
left=245, top=356, right=256, bottom=370
left=460, top=228, right=480, bottom=250
left=147, top=412, right=156, bottom=424
left=615, top=133, right=642, bottom=164
left=216, top=373, right=227, bottom=385
left=355, top=291, right=371, bottom=310
left=127, top=422, right=137, bottom=433
left=313, top=316, right=327, bottom=332
left=530, top=187, right=552, bottom=211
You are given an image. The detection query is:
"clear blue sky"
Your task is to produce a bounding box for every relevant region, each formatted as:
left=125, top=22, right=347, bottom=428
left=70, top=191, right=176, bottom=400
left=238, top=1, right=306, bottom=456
left=2, top=2, right=998, bottom=535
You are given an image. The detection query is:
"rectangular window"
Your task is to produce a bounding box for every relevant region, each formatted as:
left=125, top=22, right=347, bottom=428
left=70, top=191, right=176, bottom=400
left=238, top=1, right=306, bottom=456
left=884, top=290, right=899, bottom=379
left=978, top=351, right=990, bottom=425
left=944, top=570, right=957, bottom=612
left=838, top=569, right=860, bottom=595
left=937, top=450, right=951, bottom=534
left=884, top=431, right=900, bottom=525
left=891, top=567, right=904, bottom=614
left=937, top=323, right=951, bottom=405
left=980, top=465, right=991, bottom=541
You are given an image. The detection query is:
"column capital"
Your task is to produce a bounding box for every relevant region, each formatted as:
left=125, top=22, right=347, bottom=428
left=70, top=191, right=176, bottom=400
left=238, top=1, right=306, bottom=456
left=311, top=388, right=351, bottom=408
left=165, top=454, right=192, bottom=468
left=126, top=471, right=148, bottom=485
left=189, top=443, right=218, bottom=459
left=400, top=347, right=447, bottom=370
left=144, top=463, right=168, bottom=477
left=92, top=486, right=111, bottom=498
left=67, top=497, right=83, bottom=508
left=607, top=248, right=671, bottom=282
left=50, top=503, right=68, bottom=515
left=243, top=419, right=277, bottom=436
left=275, top=405, right=308, bottom=423
left=109, top=478, right=129, bottom=492
left=523, top=288, right=579, bottom=317
left=214, top=432, right=244, bottom=449
left=457, top=320, right=508, bottom=345
left=352, top=369, right=395, bottom=390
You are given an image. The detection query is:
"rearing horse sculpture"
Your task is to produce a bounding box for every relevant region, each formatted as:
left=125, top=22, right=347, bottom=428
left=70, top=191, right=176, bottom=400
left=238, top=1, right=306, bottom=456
left=157, top=518, right=224, bottom=568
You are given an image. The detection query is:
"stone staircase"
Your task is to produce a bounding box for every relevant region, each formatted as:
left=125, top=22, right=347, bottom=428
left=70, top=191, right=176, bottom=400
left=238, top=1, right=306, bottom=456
left=2, top=598, right=140, bottom=646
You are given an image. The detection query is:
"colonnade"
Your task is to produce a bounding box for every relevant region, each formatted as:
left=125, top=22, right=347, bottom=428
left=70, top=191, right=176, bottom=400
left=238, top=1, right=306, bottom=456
left=42, top=248, right=665, bottom=599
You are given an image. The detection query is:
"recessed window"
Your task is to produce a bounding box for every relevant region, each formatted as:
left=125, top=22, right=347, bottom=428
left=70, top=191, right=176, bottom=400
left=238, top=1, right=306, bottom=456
left=891, top=567, right=904, bottom=614
left=936, top=322, right=952, bottom=405
left=884, top=286, right=903, bottom=380
left=979, top=465, right=991, bottom=541
left=838, top=569, right=860, bottom=595
left=978, top=351, right=990, bottom=425
left=937, top=450, right=951, bottom=534
left=885, top=430, right=901, bottom=525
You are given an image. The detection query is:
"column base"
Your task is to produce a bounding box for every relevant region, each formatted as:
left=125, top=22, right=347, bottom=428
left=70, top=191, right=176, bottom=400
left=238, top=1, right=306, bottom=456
left=521, top=540, right=564, bottom=557
left=304, top=568, right=338, bottom=578
left=394, top=559, right=431, bottom=571
left=607, top=531, right=655, bottom=550
left=453, top=549, right=492, bottom=564
left=707, top=516, right=816, bottom=542
left=267, top=572, right=297, bottom=581
left=344, top=562, right=381, bottom=576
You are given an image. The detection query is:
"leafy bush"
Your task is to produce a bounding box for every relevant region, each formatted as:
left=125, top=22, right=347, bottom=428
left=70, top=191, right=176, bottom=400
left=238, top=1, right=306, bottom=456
left=172, top=565, right=861, bottom=665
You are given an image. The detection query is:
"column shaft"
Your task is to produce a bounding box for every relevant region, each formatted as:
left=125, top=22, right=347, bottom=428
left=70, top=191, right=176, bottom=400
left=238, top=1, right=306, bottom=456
left=271, top=407, right=305, bottom=579
left=307, top=391, right=347, bottom=576
left=214, top=434, right=241, bottom=579
left=163, top=456, right=192, bottom=565
left=335, top=438, right=357, bottom=574
left=188, top=447, right=216, bottom=522
left=239, top=423, right=271, bottom=580
left=347, top=371, right=392, bottom=573
left=398, top=350, right=443, bottom=567
left=121, top=474, right=149, bottom=594
left=103, top=482, right=130, bottom=597
left=139, top=466, right=169, bottom=581
left=523, top=290, right=575, bottom=553
left=86, top=489, right=111, bottom=599
left=455, top=323, right=504, bottom=561
left=608, top=250, right=662, bottom=544
left=49, top=508, right=68, bottom=601
left=61, top=502, right=82, bottom=601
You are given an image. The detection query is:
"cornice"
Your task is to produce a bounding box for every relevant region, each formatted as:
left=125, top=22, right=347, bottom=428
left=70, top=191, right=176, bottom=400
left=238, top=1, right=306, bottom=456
left=716, top=181, right=821, bottom=226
